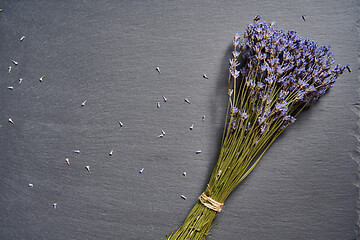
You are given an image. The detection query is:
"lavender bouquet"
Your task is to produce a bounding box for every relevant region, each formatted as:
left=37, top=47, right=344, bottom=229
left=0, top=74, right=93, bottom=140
left=167, top=16, right=348, bottom=240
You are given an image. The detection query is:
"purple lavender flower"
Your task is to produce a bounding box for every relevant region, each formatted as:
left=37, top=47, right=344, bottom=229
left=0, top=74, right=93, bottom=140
left=258, top=116, right=266, bottom=124
left=241, top=110, right=249, bottom=120
left=260, top=125, right=266, bottom=134
left=228, top=19, right=346, bottom=134
left=231, top=107, right=239, bottom=115
left=232, top=119, right=237, bottom=130
left=274, top=102, right=288, bottom=116
left=284, top=115, right=296, bottom=124
left=264, top=76, right=275, bottom=85
left=281, top=115, right=297, bottom=129
left=233, top=39, right=239, bottom=48
left=263, top=109, right=271, bottom=118
left=232, top=51, right=240, bottom=58
left=230, top=69, right=240, bottom=79
left=257, top=82, right=265, bottom=90
left=279, top=90, right=288, bottom=100
left=246, top=122, right=252, bottom=131
left=229, top=59, right=240, bottom=69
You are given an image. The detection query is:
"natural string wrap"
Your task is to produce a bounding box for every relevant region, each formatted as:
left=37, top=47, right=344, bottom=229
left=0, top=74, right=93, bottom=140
left=198, top=192, right=224, bottom=212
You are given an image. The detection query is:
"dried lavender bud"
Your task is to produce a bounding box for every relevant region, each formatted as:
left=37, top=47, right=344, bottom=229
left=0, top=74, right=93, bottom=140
left=240, top=110, right=249, bottom=120
left=254, top=14, right=261, bottom=22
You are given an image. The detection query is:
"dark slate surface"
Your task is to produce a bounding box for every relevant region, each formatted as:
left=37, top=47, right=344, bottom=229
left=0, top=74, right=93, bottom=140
left=0, top=1, right=358, bottom=239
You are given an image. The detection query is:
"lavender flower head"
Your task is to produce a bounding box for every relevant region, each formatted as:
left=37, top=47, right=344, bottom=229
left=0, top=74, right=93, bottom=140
left=226, top=15, right=347, bottom=139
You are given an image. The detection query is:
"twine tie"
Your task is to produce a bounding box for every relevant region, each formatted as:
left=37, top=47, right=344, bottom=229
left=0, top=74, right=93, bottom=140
left=198, top=192, right=224, bottom=212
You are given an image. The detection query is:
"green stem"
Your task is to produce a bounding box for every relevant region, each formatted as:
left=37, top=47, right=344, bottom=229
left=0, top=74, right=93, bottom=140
left=167, top=202, right=218, bottom=240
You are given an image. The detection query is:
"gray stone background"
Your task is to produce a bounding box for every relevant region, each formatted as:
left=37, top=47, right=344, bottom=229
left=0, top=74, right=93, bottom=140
left=0, top=0, right=358, bottom=239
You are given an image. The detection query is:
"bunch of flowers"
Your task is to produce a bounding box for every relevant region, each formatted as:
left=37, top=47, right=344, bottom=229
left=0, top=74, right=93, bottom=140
left=167, top=15, right=348, bottom=240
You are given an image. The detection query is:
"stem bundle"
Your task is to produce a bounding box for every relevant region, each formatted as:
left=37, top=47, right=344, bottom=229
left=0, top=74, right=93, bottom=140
left=167, top=15, right=347, bottom=240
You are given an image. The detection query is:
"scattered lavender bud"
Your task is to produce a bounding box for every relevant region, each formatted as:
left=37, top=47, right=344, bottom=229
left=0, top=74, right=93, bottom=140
left=181, top=195, right=187, bottom=200
left=8, top=118, right=14, bottom=124
left=53, top=203, right=57, bottom=209
left=7, top=86, right=13, bottom=90
left=302, top=15, right=306, bottom=21
left=8, top=66, right=11, bottom=74
left=157, top=102, right=160, bottom=108
left=184, top=98, right=191, bottom=104
left=156, top=67, right=161, bottom=74
left=346, top=65, right=351, bottom=73
left=39, top=75, right=45, bottom=82
left=196, top=150, right=202, bottom=154
left=202, top=115, right=206, bottom=121
left=156, top=134, right=164, bottom=139
left=28, top=183, right=33, bottom=188
left=18, top=78, right=23, bottom=84
left=218, top=170, right=222, bottom=176
left=203, top=74, right=208, bottom=79
left=12, top=60, right=18, bottom=65
left=20, top=36, right=25, bottom=42
left=81, top=100, right=87, bottom=106
left=65, top=158, right=70, bottom=166
left=189, top=124, right=194, bottom=130
left=139, top=168, right=144, bottom=173
left=85, top=166, right=90, bottom=172
left=118, top=120, right=123, bottom=127
left=73, top=150, right=80, bottom=154
left=109, top=148, right=114, bottom=156
left=162, top=96, right=167, bottom=102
